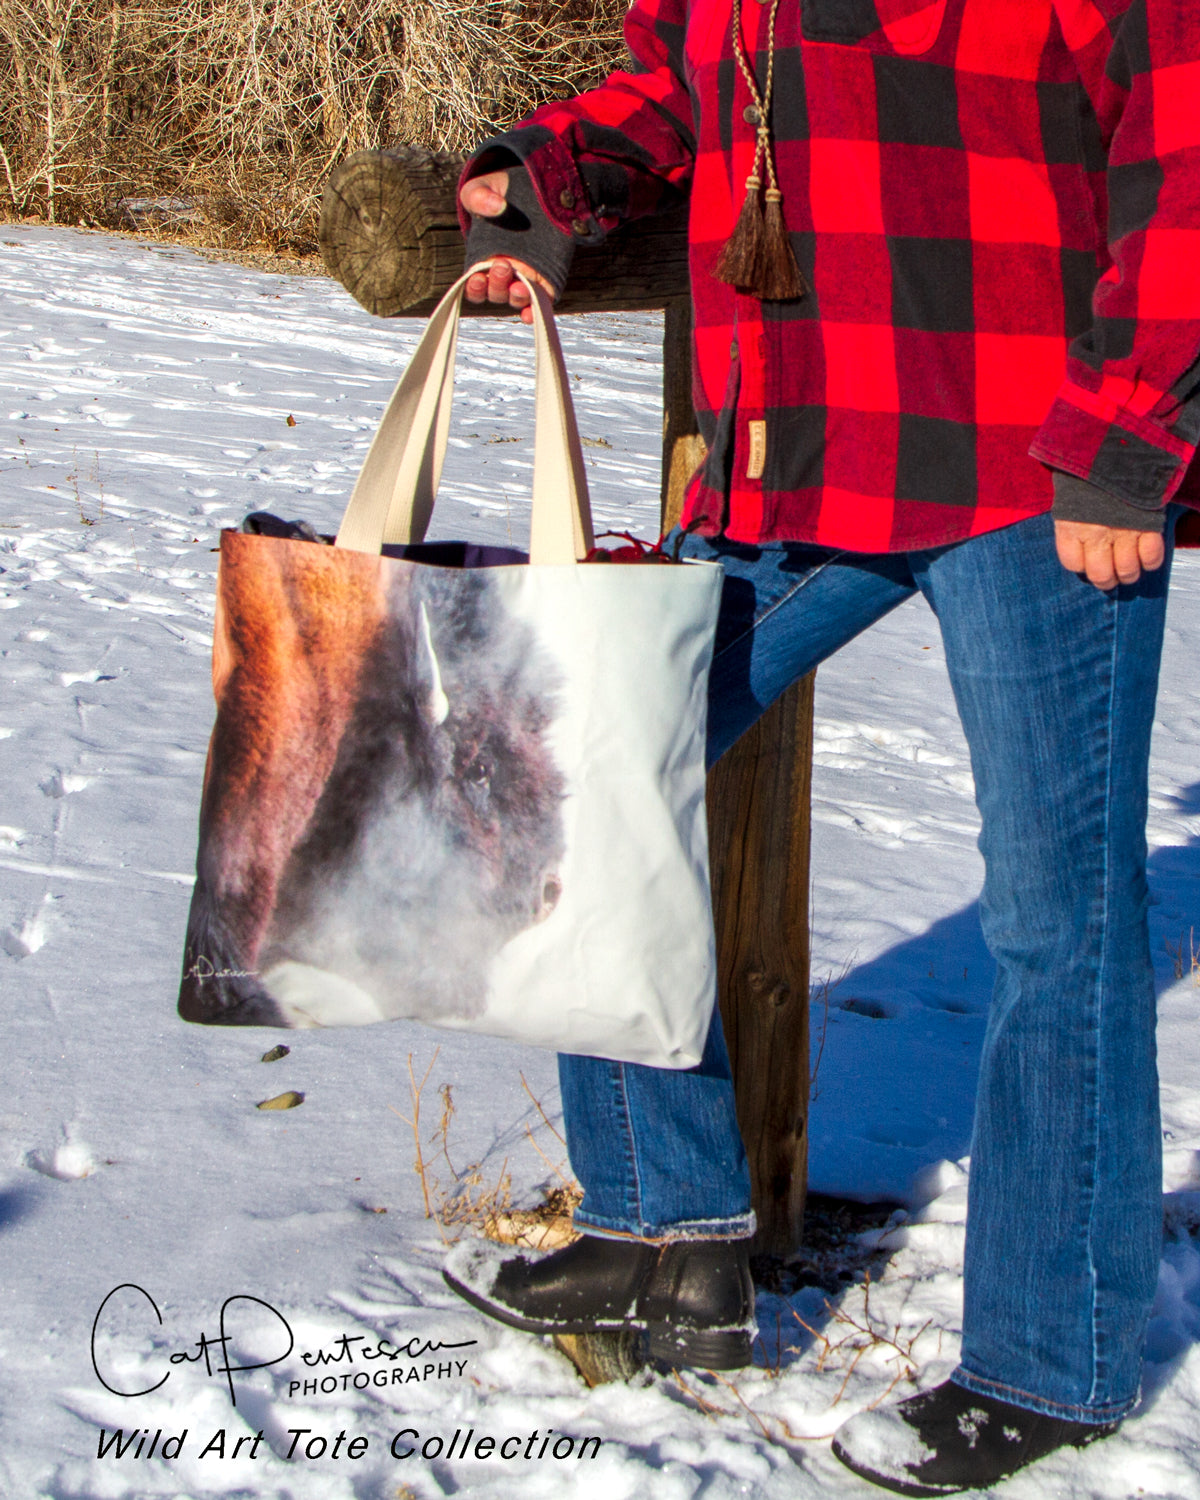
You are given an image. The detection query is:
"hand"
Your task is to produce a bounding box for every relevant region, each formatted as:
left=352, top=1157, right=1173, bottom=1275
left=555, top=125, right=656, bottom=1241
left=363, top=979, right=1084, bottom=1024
left=1054, top=519, right=1165, bottom=590
left=460, top=170, right=555, bottom=325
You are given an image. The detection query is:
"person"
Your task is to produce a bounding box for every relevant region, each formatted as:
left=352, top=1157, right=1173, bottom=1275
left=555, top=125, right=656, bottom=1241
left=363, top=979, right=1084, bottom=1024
left=440, top=2, right=1200, bottom=1491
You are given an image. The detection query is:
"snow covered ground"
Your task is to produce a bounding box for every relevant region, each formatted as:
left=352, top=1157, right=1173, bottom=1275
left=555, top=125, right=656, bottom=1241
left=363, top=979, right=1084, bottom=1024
left=2, top=224, right=1199, bottom=1499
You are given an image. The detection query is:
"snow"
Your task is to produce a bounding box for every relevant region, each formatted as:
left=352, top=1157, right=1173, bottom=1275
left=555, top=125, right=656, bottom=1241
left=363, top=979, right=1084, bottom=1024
left=2, top=222, right=1200, bottom=1498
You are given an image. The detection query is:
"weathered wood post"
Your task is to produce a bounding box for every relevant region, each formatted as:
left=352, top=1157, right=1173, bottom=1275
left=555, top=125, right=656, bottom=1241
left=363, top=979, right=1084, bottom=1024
left=659, top=299, right=814, bottom=1262
left=321, top=148, right=812, bottom=1261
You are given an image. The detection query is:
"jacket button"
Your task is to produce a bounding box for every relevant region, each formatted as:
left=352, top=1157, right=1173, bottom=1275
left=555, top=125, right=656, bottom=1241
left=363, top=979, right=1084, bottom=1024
left=571, top=218, right=590, bottom=236
left=743, top=105, right=761, bottom=124
left=559, top=189, right=575, bottom=209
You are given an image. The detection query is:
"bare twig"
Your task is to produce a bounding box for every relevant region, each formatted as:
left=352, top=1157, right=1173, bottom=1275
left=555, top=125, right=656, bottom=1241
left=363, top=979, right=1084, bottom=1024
left=0, top=140, right=20, bottom=205
left=387, top=1047, right=441, bottom=1223
left=519, top=1069, right=566, bottom=1148
left=670, top=1369, right=728, bottom=1420
left=789, top=1274, right=931, bottom=1408
left=1165, top=926, right=1200, bottom=985
left=670, top=1368, right=826, bottom=1446
left=524, top=1122, right=573, bottom=1184
left=706, top=1369, right=776, bottom=1442
left=808, top=956, right=853, bottom=1102
left=390, top=1055, right=576, bottom=1246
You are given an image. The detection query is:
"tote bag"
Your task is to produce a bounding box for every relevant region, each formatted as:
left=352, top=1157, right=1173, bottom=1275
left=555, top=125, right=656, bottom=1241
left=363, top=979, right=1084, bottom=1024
left=178, top=268, right=722, bottom=1068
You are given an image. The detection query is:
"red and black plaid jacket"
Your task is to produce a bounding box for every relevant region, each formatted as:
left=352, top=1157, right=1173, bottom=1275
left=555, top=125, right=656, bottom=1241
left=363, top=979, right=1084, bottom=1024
left=465, top=0, right=1200, bottom=552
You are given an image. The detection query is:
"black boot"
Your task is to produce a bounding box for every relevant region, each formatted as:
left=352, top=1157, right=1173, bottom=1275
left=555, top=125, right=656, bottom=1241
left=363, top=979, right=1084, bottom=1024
left=831, top=1378, right=1120, bottom=1496
left=442, top=1232, right=756, bottom=1369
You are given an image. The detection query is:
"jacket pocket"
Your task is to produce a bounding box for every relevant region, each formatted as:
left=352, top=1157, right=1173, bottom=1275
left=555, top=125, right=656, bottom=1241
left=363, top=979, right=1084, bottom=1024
left=801, top=0, right=948, bottom=55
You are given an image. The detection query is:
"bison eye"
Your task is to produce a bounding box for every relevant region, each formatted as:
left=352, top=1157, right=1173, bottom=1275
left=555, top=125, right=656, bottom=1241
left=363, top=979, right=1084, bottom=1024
left=466, top=756, right=492, bottom=789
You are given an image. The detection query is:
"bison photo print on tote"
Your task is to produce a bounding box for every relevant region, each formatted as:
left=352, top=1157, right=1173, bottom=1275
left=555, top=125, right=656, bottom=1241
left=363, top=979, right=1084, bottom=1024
left=178, top=529, right=566, bottom=1032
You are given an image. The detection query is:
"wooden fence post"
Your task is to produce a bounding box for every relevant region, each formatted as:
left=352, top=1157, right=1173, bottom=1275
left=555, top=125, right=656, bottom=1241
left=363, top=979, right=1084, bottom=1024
left=321, top=149, right=811, bottom=1259
left=659, top=299, right=811, bottom=1259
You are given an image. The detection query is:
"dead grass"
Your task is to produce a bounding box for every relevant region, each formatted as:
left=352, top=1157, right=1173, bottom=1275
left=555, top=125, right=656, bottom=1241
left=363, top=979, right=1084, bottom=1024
left=1165, top=926, right=1200, bottom=984
left=788, top=1272, right=935, bottom=1409
left=666, top=1272, right=936, bottom=1449
left=390, top=1048, right=581, bottom=1247
left=0, top=0, right=630, bottom=251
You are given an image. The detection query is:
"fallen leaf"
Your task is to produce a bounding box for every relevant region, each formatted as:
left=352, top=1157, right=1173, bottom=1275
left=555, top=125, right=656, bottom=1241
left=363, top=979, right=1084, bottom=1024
left=257, top=1090, right=304, bottom=1110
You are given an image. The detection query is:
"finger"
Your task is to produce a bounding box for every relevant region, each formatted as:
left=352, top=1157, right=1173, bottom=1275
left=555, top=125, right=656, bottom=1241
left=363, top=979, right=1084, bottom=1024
left=1079, top=537, right=1119, bottom=591
left=460, top=171, right=510, bottom=219
left=1054, top=524, right=1085, bottom=574
left=469, top=258, right=556, bottom=321
left=495, top=258, right=556, bottom=303
left=460, top=183, right=498, bottom=217
left=1137, top=529, right=1166, bottom=573
left=491, top=264, right=545, bottom=313
left=1110, top=532, right=1145, bottom=586
left=486, top=262, right=516, bottom=304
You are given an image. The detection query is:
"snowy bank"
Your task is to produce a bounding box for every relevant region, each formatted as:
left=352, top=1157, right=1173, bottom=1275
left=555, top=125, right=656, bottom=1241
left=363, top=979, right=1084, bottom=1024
left=2, top=225, right=1200, bottom=1499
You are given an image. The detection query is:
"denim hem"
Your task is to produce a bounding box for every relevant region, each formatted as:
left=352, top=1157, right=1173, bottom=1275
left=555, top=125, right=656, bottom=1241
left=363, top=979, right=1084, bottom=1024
left=571, top=1210, right=756, bottom=1244
left=950, top=1366, right=1137, bottom=1424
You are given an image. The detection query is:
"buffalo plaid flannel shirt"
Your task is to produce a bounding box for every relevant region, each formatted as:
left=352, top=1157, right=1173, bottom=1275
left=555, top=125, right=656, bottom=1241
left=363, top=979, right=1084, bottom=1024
left=464, top=0, right=1200, bottom=552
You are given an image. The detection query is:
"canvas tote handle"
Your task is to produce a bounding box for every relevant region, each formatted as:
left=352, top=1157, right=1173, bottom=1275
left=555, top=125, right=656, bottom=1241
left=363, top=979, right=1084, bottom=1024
left=335, top=265, right=595, bottom=565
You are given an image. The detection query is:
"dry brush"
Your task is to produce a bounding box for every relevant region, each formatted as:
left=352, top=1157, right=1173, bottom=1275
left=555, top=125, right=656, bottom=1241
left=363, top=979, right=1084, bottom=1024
left=0, top=0, right=629, bottom=250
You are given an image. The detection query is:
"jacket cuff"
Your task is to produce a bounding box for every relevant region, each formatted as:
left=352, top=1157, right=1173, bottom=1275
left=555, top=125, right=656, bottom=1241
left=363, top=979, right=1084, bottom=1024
left=463, top=166, right=577, bottom=297
left=1050, top=471, right=1167, bottom=533
left=1031, top=385, right=1194, bottom=511
left=457, top=128, right=604, bottom=245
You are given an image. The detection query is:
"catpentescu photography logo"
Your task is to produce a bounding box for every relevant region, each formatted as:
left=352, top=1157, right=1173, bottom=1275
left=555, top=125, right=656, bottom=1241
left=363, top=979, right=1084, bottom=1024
left=86, top=1284, right=600, bottom=1470
left=88, top=1282, right=603, bottom=1466
left=91, top=1283, right=477, bottom=1408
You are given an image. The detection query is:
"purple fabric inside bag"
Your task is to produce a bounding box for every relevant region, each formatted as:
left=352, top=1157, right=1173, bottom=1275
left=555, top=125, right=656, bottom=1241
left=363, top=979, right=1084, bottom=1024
left=381, top=540, right=528, bottom=568
left=241, top=513, right=527, bottom=568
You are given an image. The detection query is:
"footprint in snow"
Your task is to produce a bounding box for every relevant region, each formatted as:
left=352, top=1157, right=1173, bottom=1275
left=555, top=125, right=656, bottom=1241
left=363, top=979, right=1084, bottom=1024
left=837, top=996, right=894, bottom=1020
left=928, top=997, right=977, bottom=1016
left=40, top=770, right=92, bottom=797
left=2, top=896, right=58, bottom=958
left=26, top=1139, right=101, bottom=1180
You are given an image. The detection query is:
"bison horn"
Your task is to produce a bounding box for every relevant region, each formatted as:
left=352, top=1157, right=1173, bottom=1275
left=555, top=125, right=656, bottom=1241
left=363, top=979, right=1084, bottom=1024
left=418, top=601, right=450, bottom=726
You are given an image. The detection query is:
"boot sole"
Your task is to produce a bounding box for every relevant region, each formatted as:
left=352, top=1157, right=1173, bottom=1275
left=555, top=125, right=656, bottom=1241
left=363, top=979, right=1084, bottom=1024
left=830, top=1441, right=955, bottom=1499
left=831, top=1417, right=1122, bottom=1497
left=644, top=1322, right=753, bottom=1371
left=443, top=1268, right=753, bottom=1371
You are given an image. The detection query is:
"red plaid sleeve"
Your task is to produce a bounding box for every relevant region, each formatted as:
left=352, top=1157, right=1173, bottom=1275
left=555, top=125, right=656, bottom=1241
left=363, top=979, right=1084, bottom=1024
left=1031, top=0, right=1200, bottom=514
left=458, top=0, right=696, bottom=246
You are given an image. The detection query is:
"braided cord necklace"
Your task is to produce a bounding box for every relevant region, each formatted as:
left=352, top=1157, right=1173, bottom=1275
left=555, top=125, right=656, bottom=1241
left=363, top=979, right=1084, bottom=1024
left=716, top=0, right=806, bottom=300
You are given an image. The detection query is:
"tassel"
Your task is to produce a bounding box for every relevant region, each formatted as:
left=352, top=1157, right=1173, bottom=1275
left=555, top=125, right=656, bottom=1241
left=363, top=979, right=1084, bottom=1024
left=716, top=173, right=768, bottom=291
left=759, top=187, right=806, bottom=300
left=719, top=0, right=807, bottom=302
left=716, top=180, right=806, bottom=300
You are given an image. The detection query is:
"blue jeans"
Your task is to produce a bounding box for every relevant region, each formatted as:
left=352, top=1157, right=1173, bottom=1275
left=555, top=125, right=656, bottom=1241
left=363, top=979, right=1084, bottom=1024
left=559, top=510, right=1175, bottom=1422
